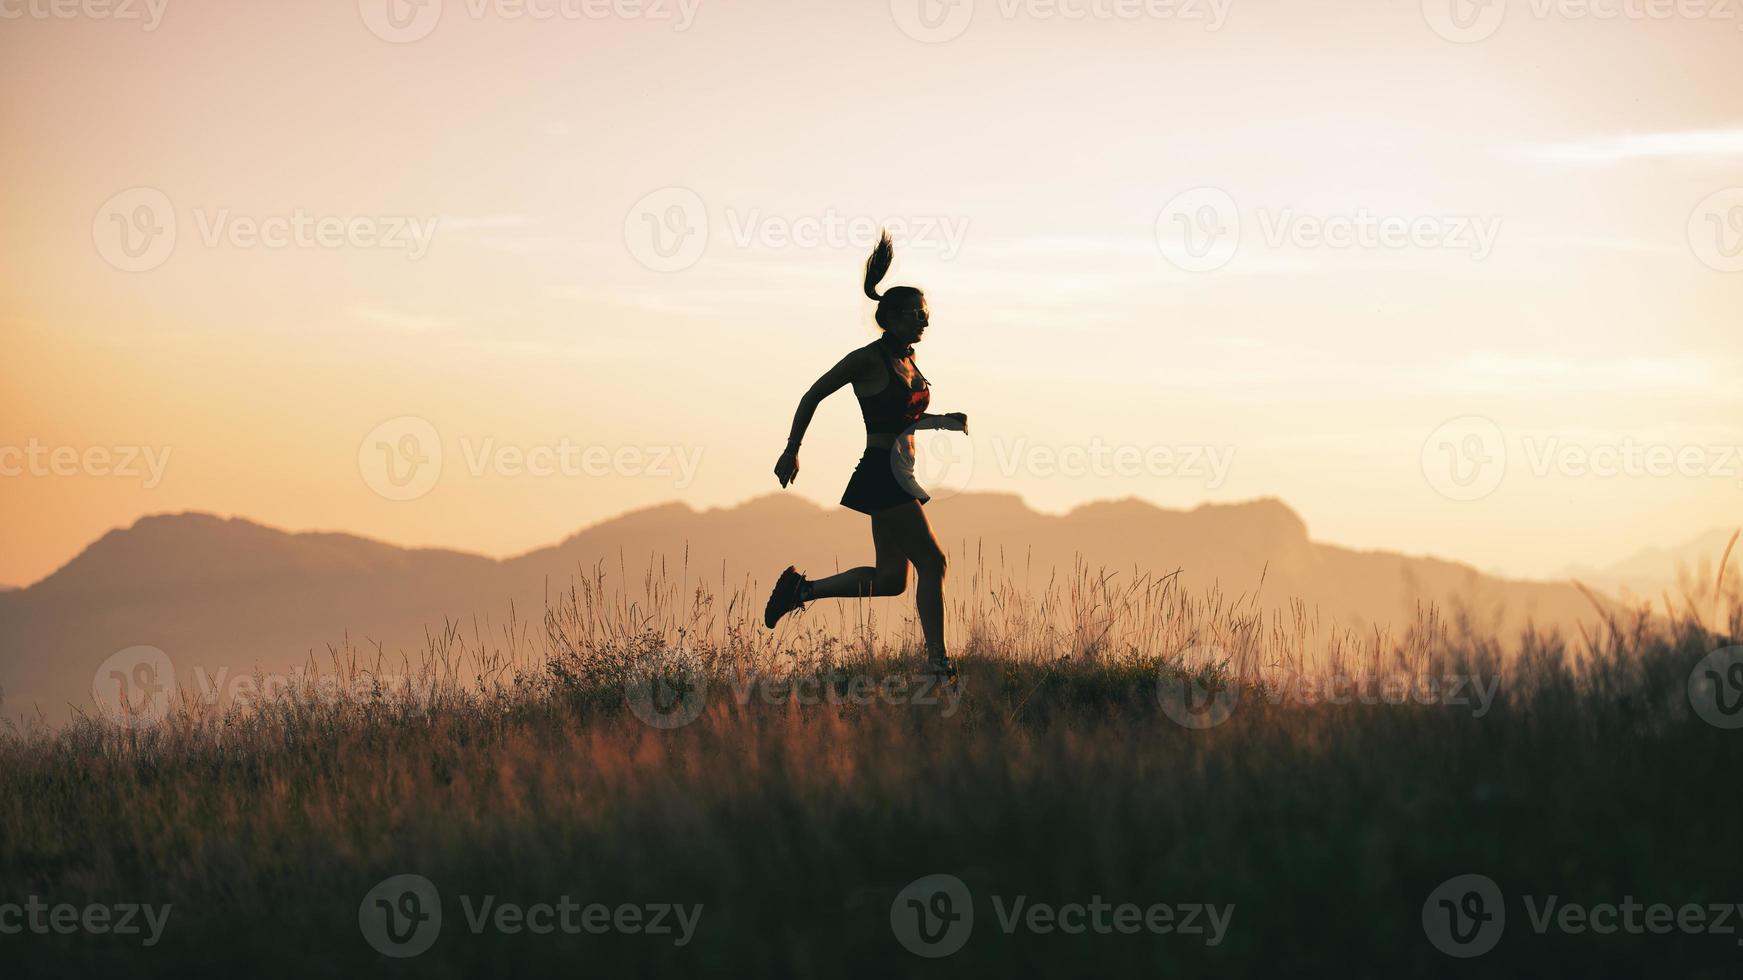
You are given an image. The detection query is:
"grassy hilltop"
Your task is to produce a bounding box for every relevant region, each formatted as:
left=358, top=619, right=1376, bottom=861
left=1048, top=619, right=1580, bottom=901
left=3, top=564, right=1741, bottom=978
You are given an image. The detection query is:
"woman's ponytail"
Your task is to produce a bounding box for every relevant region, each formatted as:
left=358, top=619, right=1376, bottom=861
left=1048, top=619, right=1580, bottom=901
left=863, top=230, right=894, bottom=302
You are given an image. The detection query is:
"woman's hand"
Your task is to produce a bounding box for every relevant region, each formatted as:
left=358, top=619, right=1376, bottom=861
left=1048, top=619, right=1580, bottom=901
left=774, top=451, right=799, bottom=488
left=914, top=412, right=969, bottom=433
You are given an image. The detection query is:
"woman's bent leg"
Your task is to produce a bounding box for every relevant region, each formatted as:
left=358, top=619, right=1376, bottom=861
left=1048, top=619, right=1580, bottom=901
left=878, top=501, right=947, bottom=659
left=805, top=566, right=875, bottom=599
left=803, top=516, right=910, bottom=600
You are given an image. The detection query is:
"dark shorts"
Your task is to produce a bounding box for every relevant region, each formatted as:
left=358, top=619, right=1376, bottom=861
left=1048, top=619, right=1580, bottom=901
left=840, top=447, right=929, bottom=516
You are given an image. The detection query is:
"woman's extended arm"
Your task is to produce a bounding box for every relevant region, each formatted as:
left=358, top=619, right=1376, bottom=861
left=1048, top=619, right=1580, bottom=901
left=774, top=351, right=869, bottom=488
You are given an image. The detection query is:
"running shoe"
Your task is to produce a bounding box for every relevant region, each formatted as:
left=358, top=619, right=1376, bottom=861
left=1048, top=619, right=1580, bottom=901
left=763, top=566, right=807, bottom=628
left=926, top=652, right=959, bottom=685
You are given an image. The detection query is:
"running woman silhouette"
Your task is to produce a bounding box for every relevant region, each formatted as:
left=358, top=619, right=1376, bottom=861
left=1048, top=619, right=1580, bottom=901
left=764, top=231, right=967, bottom=680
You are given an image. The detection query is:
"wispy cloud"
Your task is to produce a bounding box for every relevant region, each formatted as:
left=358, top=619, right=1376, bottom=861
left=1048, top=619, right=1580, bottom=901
left=1443, top=351, right=1725, bottom=394
left=440, top=214, right=542, bottom=232
left=1506, top=127, right=1743, bottom=166
left=1136, top=347, right=1741, bottom=402
left=995, top=235, right=1156, bottom=257
left=1510, top=232, right=1687, bottom=258
left=346, top=305, right=449, bottom=334
left=432, top=214, right=579, bottom=255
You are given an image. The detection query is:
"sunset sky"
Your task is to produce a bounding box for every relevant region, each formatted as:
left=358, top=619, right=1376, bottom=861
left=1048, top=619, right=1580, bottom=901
left=2, top=0, right=1740, bottom=588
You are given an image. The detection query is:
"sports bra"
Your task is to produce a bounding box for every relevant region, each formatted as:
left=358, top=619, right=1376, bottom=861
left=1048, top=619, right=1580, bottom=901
left=857, top=338, right=930, bottom=435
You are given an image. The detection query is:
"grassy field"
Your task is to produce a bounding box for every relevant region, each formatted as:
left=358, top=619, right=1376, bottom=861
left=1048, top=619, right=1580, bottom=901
left=3, top=560, right=1741, bottom=977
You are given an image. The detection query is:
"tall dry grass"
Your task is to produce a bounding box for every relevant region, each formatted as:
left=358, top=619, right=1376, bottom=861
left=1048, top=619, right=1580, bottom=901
left=2, top=554, right=1740, bottom=978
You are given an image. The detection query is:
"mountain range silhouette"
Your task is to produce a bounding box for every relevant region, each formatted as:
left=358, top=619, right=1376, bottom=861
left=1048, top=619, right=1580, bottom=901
left=0, top=493, right=1618, bottom=723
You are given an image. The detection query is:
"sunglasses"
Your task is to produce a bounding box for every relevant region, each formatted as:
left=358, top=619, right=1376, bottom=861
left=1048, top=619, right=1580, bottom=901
left=894, top=309, right=930, bottom=326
